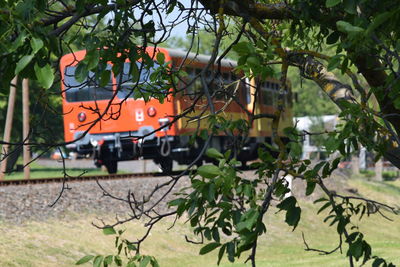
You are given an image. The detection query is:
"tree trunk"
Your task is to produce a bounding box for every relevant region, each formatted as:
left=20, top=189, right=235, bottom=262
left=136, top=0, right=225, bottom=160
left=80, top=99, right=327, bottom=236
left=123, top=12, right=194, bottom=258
left=0, top=76, right=18, bottom=179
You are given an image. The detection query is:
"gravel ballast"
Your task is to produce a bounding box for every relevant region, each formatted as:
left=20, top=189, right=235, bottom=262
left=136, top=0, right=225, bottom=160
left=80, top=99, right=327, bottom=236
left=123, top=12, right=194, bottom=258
left=0, top=169, right=350, bottom=223
left=0, top=176, right=189, bottom=223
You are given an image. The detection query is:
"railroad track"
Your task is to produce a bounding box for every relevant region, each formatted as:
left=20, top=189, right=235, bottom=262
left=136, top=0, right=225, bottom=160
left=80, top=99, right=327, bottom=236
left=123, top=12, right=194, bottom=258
left=0, top=171, right=184, bottom=187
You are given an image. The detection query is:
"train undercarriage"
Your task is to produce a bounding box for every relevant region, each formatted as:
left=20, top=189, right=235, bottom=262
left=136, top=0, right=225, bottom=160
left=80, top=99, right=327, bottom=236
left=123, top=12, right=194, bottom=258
left=67, top=131, right=269, bottom=174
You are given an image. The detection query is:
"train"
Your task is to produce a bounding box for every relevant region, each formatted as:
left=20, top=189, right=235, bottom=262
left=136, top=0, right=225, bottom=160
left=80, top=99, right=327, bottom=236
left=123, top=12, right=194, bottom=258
left=60, top=47, right=293, bottom=173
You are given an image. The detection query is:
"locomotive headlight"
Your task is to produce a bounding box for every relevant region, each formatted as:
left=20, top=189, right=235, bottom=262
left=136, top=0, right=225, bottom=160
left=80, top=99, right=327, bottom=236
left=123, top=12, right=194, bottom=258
left=78, top=112, right=86, bottom=122
left=147, top=106, right=157, bottom=117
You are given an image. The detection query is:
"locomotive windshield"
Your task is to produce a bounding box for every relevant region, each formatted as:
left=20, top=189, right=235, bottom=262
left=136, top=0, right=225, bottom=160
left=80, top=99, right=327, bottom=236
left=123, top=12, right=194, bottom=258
left=64, top=65, right=113, bottom=102
left=116, top=62, right=159, bottom=99
left=63, top=62, right=160, bottom=101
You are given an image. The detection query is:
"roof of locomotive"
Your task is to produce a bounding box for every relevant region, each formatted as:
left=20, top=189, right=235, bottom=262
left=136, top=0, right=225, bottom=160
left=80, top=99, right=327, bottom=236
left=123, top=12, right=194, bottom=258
left=166, top=48, right=237, bottom=68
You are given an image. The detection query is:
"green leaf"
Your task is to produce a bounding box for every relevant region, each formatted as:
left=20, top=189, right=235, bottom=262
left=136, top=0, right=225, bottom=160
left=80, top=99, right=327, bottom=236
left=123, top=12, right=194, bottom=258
left=313, top=161, right=326, bottom=173
left=100, top=70, right=111, bottom=87
left=277, top=196, right=296, bottom=210
left=104, top=255, right=113, bottom=266
left=217, top=244, right=226, bottom=265
left=326, top=0, right=341, bottom=8
left=156, top=53, right=165, bottom=65
left=9, top=32, right=27, bottom=53
left=151, top=257, right=160, bottom=267
left=75, top=63, right=88, bottom=83
left=168, top=198, right=185, bottom=207
left=322, top=162, right=331, bottom=177
left=140, top=256, right=151, bottom=267
left=346, top=232, right=359, bottom=243
left=197, top=165, right=221, bottom=179
left=327, top=55, right=342, bottom=71
left=325, top=136, right=339, bottom=152
left=85, top=50, right=100, bottom=70
left=289, top=142, right=302, bottom=158
left=208, top=183, right=216, bottom=202
left=314, top=197, right=328, bottom=204
left=285, top=206, right=301, bottom=230
left=76, top=255, right=94, bottom=265
left=131, top=62, right=139, bottom=82
left=212, top=228, right=220, bottom=243
left=318, top=202, right=331, bottom=214
left=330, top=158, right=341, bottom=172
left=337, top=217, right=348, bottom=234
left=30, top=38, right=43, bottom=54
left=34, top=63, right=54, bottom=89
left=227, top=242, right=235, bottom=262
left=246, top=56, right=260, bottom=68
left=348, top=238, right=363, bottom=260
left=372, top=258, right=385, bottom=267
left=206, top=148, right=224, bottom=159
left=103, top=227, right=117, bottom=235
left=305, top=181, right=316, bottom=196
left=93, top=255, right=104, bottom=267
left=114, top=255, right=122, bottom=266
left=233, top=42, right=253, bottom=55
left=326, top=31, right=341, bottom=45
left=366, top=12, right=392, bottom=36
left=15, top=54, right=34, bottom=75
left=167, top=0, right=176, bottom=14
left=199, top=242, right=221, bottom=255
left=341, top=57, right=349, bottom=74
left=336, top=21, right=364, bottom=34
left=343, top=0, right=357, bottom=14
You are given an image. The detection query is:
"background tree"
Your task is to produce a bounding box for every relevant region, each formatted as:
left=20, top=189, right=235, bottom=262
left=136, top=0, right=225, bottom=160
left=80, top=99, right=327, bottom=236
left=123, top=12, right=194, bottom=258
left=0, top=1, right=399, bottom=266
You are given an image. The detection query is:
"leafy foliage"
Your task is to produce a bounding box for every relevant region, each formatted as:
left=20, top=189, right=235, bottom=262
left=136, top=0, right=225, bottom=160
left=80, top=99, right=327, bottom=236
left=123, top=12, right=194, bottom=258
left=0, top=0, right=399, bottom=266
left=76, top=227, right=159, bottom=267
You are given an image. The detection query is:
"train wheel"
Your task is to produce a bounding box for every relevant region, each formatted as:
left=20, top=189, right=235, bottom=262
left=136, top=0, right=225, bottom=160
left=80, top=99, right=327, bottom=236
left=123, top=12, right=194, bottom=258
left=195, top=159, right=203, bottom=168
left=241, top=161, right=248, bottom=170
left=159, top=158, right=173, bottom=174
left=104, top=160, right=118, bottom=174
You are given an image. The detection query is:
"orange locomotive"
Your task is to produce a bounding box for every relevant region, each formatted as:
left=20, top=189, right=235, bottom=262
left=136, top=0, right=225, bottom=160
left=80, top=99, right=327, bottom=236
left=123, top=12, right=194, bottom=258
left=60, top=47, right=293, bottom=173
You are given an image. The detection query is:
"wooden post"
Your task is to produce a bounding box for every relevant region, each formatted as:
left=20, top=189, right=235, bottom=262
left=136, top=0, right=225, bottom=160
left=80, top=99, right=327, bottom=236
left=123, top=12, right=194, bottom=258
left=351, top=154, right=360, bottom=176
left=0, top=77, right=18, bottom=179
left=375, top=159, right=383, bottom=182
left=22, top=78, right=31, bottom=179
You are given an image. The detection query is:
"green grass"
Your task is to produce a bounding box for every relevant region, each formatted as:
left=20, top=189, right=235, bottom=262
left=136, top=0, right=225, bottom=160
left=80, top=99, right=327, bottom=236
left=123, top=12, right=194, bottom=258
left=3, top=161, right=108, bottom=180
left=0, top=179, right=399, bottom=266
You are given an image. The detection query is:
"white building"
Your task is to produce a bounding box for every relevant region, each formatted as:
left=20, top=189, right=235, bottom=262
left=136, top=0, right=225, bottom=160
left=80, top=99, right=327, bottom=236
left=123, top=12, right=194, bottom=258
left=294, top=115, right=338, bottom=160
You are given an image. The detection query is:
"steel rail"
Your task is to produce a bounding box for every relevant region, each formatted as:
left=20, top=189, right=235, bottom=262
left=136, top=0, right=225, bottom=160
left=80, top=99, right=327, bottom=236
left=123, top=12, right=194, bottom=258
left=0, top=171, right=182, bottom=187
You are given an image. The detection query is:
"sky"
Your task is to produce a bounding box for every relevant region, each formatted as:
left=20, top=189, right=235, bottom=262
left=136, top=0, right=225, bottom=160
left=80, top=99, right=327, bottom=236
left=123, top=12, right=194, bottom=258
left=107, top=0, right=205, bottom=41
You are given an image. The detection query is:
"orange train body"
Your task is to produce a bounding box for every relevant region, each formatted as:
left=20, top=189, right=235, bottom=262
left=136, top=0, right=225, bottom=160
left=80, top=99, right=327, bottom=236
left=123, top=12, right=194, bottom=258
left=60, top=48, right=293, bottom=173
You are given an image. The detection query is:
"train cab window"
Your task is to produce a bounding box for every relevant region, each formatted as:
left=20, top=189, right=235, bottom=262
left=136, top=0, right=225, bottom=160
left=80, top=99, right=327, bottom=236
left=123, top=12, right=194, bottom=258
left=185, top=67, right=195, bottom=96
left=192, top=69, right=203, bottom=94
left=64, top=66, right=114, bottom=102
left=261, top=81, right=274, bottom=106
left=204, top=70, right=229, bottom=100
left=222, top=73, right=230, bottom=83
left=221, top=72, right=232, bottom=100
left=116, top=62, right=158, bottom=99
left=243, top=78, right=251, bottom=105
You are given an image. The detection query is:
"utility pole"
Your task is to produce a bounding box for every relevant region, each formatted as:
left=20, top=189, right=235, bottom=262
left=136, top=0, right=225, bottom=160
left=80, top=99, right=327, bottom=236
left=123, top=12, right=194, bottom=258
left=22, top=78, right=31, bottom=179
left=0, top=77, right=18, bottom=179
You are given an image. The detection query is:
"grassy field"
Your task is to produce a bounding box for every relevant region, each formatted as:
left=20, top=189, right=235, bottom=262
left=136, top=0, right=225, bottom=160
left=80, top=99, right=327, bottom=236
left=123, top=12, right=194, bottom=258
left=0, top=179, right=399, bottom=266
